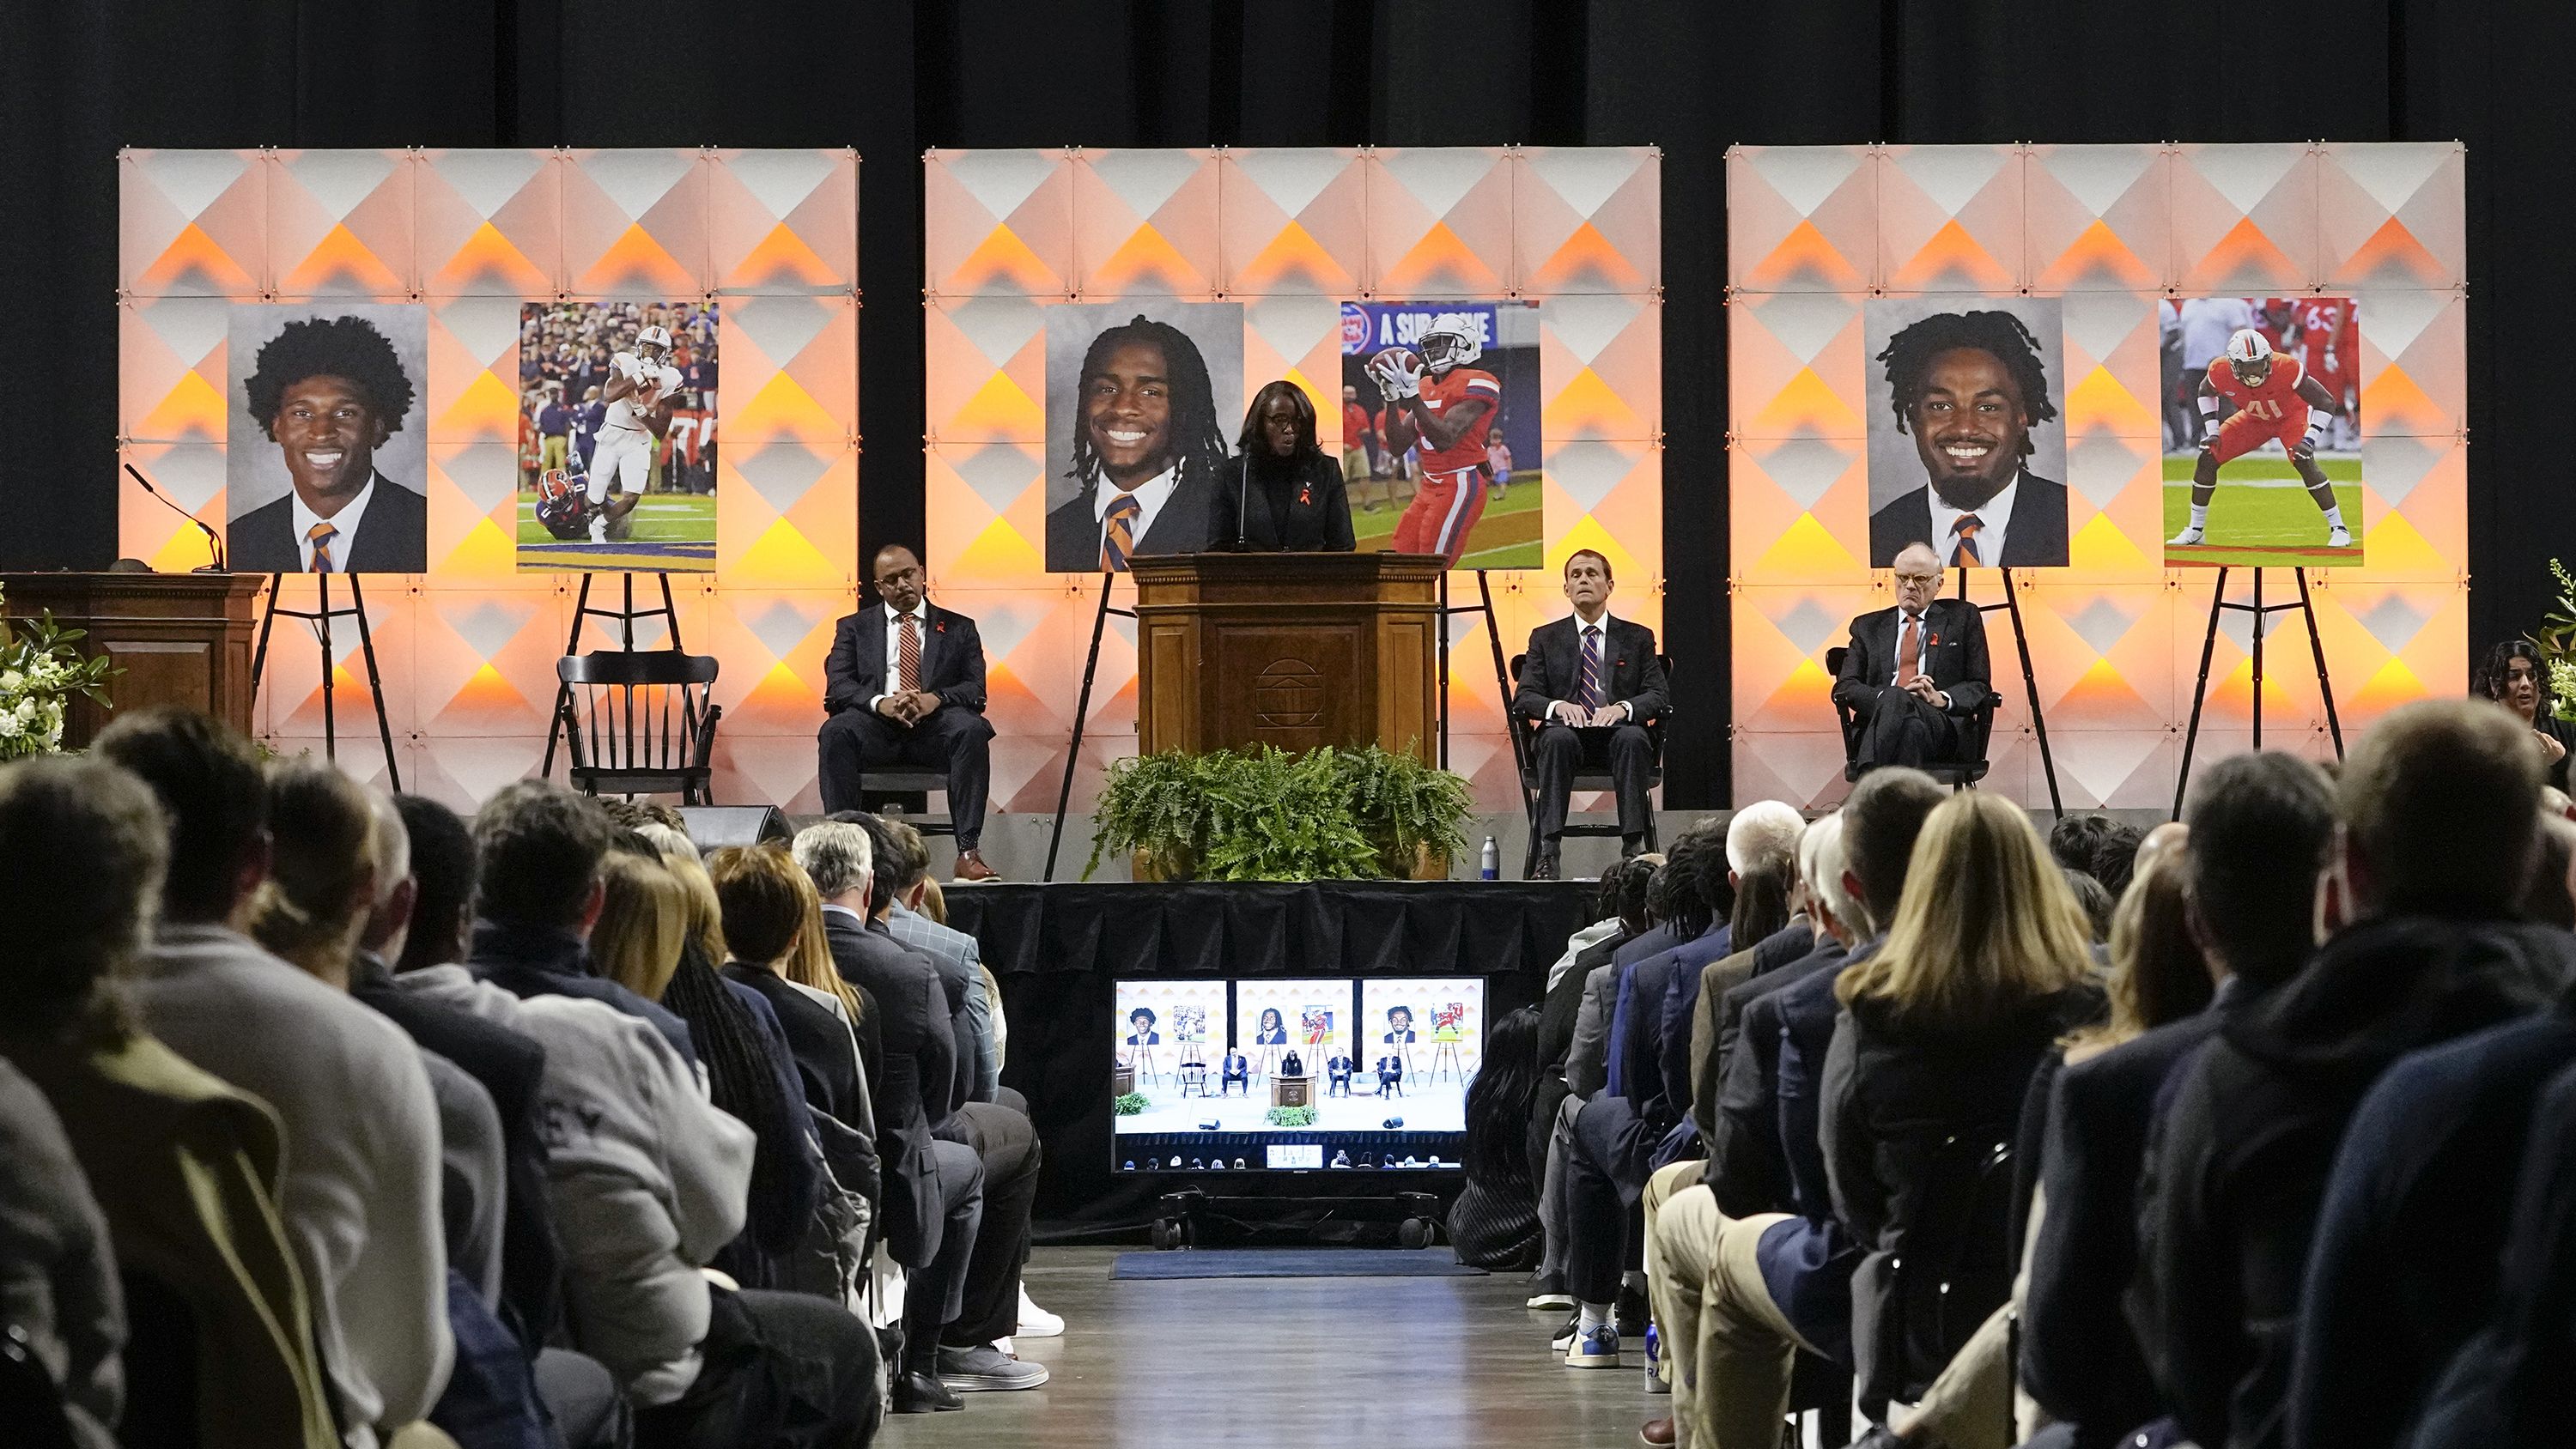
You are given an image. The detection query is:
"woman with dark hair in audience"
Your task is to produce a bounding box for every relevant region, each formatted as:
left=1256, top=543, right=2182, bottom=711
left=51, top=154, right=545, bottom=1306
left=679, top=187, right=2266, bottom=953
left=1453, top=1005, right=1546, bottom=1269
left=1824, top=790, right=2103, bottom=1410
left=2476, top=638, right=2576, bottom=791
left=1218, top=379, right=1356, bottom=552
left=2062, top=867, right=2116, bottom=944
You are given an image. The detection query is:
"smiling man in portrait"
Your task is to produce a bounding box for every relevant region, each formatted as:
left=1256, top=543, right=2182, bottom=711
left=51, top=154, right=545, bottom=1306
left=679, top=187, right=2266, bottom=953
left=1866, top=307, right=2069, bottom=569
left=230, top=312, right=428, bottom=573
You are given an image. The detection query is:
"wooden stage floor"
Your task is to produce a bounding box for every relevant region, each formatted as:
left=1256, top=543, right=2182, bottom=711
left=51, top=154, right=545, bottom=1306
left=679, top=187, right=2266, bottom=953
left=885, top=1244, right=1662, bottom=1447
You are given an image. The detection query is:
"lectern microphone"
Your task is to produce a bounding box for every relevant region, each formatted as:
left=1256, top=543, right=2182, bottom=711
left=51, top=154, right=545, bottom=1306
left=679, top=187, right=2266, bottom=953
left=124, top=464, right=227, bottom=573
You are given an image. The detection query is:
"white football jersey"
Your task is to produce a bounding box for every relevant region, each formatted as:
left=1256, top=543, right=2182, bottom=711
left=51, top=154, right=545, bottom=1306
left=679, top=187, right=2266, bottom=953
left=604, top=351, right=684, bottom=431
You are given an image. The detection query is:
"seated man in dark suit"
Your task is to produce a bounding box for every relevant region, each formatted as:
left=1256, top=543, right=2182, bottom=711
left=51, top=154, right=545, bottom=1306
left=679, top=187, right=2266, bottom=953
left=818, top=545, right=1000, bottom=881
left=1831, top=541, right=1993, bottom=772
left=1219, top=1050, right=1251, bottom=1094
left=1513, top=549, right=1671, bottom=879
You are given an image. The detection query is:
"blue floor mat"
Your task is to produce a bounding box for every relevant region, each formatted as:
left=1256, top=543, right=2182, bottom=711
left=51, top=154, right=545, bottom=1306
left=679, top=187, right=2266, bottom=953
left=1109, top=1249, right=1486, bottom=1280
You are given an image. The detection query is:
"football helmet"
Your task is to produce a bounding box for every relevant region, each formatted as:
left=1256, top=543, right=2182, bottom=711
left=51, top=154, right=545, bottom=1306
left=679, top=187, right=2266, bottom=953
left=534, top=468, right=595, bottom=540
left=2225, top=327, right=2274, bottom=386
left=1418, top=313, right=1483, bottom=373
left=636, top=324, right=675, bottom=362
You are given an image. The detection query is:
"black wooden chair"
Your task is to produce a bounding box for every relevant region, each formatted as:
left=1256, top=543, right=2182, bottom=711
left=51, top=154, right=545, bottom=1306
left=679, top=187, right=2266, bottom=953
left=1508, top=652, right=1674, bottom=876
left=557, top=649, right=721, bottom=804
left=854, top=767, right=957, bottom=840
left=1863, top=1135, right=2018, bottom=1407
left=1824, top=646, right=1996, bottom=789
left=0, top=1326, right=76, bottom=1449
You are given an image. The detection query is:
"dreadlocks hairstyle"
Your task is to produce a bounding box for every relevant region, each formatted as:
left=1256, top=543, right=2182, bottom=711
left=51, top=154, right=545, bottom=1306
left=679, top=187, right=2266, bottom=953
left=1876, top=310, right=2057, bottom=457
left=1066, top=314, right=1232, bottom=497
left=244, top=314, right=417, bottom=438
left=659, top=940, right=810, bottom=1269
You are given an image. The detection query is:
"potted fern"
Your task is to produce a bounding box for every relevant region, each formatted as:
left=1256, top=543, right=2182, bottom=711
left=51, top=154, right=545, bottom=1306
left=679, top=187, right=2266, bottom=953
left=1088, top=743, right=1475, bottom=882
left=1086, top=749, right=1210, bottom=881
left=1197, top=745, right=1378, bottom=882
left=1339, top=743, right=1473, bottom=880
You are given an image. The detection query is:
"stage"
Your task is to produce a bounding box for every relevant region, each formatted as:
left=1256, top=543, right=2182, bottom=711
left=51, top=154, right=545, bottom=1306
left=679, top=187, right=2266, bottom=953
left=944, top=878, right=1591, bottom=1230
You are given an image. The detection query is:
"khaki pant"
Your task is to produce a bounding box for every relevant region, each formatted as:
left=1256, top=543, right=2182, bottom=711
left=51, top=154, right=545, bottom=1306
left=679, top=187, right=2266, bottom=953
left=1641, top=1158, right=1704, bottom=1383
left=1649, top=1185, right=1813, bottom=1449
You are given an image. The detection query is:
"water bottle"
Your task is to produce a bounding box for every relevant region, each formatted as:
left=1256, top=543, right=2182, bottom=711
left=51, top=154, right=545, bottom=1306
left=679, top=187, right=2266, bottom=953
left=1643, top=1322, right=1665, bottom=1392
left=1479, top=835, right=1499, bottom=880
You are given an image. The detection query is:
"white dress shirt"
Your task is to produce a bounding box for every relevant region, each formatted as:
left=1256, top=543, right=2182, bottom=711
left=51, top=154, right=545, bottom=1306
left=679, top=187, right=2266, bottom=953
left=1551, top=609, right=1633, bottom=723
left=1091, top=461, right=1181, bottom=559
left=289, top=470, right=381, bottom=572
left=868, top=602, right=932, bottom=712
left=1928, top=471, right=2019, bottom=569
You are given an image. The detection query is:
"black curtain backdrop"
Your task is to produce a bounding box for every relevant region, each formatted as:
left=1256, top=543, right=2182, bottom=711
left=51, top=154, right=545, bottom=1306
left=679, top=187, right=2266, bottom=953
left=7, top=1, right=2573, bottom=809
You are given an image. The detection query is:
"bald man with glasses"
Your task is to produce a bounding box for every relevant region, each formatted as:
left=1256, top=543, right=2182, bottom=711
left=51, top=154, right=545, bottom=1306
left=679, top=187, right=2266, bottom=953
left=1830, top=542, right=1993, bottom=771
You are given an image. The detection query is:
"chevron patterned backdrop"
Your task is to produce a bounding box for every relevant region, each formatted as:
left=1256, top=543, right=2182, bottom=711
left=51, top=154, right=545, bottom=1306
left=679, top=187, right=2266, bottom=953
left=1728, top=142, right=2467, bottom=811
left=924, top=147, right=1662, bottom=815
left=118, top=148, right=859, bottom=809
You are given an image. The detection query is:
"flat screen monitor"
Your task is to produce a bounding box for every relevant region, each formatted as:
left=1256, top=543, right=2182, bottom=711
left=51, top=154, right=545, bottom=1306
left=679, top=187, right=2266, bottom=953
left=1111, top=977, right=1486, bottom=1173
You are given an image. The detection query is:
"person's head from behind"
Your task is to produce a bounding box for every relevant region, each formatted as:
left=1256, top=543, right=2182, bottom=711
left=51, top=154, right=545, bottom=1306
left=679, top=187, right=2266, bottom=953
left=1727, top=802, right=1805, bottom=943
left=2336, top=700, right=2544, bottom=922
left=1801, top=813, right=1858, bottom=943
left=1649, top=825, right=1733, bottom=942
left=876, top=818, right=933, bottom=909
left=791, top=821, right=873, bottom=913
left=2064, top=866, right=2116, bottom=943
left=2523, top=814, right=2576, bottom=929
left=590, top=851, right=686, bottom=1001
left=2183, top=750, right=2337, bottom=988
left=708, top=845, right=814, bottom=970
left=471, top=779, right=612, bottom=937
left=2049, top=812, right=2119, bottom=877
left=2087, top=822, right=2147, bottom=900
left=93, top=708, right=270, bottom=928
left=1613, top=853, right=1660, bottom=933
left=394, top=795, right=475, bottom=973
left=1463, top=1004, right=1542, bottom=1177
left=250, top=758, right=382, bottom=976
left=1839, top=791, right=2090, bottom=1027
left=841, top=813, right=905, bottom=915
left=0, top=758, right=167, bottom=1048
left=2093, top=851, right=2211, bottom=1046
left=1838, top=766, right=1949, bottom=939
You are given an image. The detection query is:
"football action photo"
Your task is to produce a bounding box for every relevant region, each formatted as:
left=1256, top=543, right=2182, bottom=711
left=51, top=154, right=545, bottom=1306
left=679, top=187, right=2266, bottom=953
left=1340, top=300, right=1542, bottom=569
left=2161, top=296, right=2362, bottom=567
left=516, top=300, right=719, bottom=573
left=1862, top=297, right=2069, bottom=568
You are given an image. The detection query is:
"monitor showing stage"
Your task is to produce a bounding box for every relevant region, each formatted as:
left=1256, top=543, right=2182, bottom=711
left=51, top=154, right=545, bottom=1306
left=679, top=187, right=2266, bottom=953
left=1112, top=976, right=1486, bottom=1173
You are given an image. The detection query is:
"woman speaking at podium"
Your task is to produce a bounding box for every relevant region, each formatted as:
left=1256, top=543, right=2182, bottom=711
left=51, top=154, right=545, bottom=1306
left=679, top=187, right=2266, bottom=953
left=1219, top=380, right=1356, bottom=552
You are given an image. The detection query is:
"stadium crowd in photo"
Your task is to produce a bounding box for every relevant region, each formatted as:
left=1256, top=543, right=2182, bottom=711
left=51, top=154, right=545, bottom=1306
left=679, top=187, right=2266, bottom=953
left=0, top=5, right=2567, bottom=1449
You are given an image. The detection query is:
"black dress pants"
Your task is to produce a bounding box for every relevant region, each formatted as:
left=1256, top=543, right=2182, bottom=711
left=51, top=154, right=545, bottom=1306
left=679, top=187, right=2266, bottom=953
left=938, top=1093, right=1041, bottom=1348
left=632, top=1286, right=881, bottom=1449
left=1532, top=722, right=1655, bottom=846
left=817, top=703, right=995, bottom=848
left=1562, top=1092, right=1658, bottom=1307
left=1851, top=688, right=1962, bottom=771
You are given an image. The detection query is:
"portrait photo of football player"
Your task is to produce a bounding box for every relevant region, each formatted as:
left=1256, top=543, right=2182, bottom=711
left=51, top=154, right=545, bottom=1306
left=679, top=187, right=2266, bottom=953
left=1042, top=302, right=1242, bottom=573
left=2161, top=296, right=2360, bottom=566
left=226, top=305, right=429, bottom=573
left=1864, top=300, right=2069, bottom=568
left=514, top=300, right=719, bottom=573
left=1340, top=300, right=1543, bottom=569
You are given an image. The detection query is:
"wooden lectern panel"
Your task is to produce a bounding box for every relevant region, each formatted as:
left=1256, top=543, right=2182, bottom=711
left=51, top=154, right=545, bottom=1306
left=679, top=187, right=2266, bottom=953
left=1129, top=552, right=1443, bottom=761
left=0, top=572, right=265, bottom=748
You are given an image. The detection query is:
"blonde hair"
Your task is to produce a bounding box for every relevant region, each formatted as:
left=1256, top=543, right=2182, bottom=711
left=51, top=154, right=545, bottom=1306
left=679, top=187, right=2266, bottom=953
left=1837, top=791, right=2092, bottom=1028
left=250, top=759, right=380, bottom=967
left=659, top=846, right=728, bottom=969
left=591, top=852, right=686, bottom=1001
left=2069, top=851, right=2208, bottom=1054
left=918, top=876, right=949, bottom=926
left=780, top=858, right=865, bottom=1022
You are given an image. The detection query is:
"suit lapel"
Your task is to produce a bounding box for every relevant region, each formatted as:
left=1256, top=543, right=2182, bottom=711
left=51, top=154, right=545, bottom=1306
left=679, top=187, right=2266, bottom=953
left=914, top=605, right=939, bottom=685
left=861, top=603, right=889, bottom=689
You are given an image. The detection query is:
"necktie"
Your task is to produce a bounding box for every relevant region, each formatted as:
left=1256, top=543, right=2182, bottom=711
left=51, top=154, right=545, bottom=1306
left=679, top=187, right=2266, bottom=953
left=1950, top=513, right=1984, bottom=567
left=1898, top=613, right=1922, bottom=685
left=1577, top=625, right=1603, bottom=710
left=898, top=613, right=921, bottom=692
left=307, top=522, right=338, bottom=573
left=1100, top=492, right=1141, bottom=572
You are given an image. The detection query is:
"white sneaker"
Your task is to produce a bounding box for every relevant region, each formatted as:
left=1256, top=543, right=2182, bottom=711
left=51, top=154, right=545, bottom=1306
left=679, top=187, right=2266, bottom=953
left=2168, top=524, right=2206, bottom=546
left=2328, top=524, right=2353, bottom=549
left=1017, top=1286, right=1064, bottom=1338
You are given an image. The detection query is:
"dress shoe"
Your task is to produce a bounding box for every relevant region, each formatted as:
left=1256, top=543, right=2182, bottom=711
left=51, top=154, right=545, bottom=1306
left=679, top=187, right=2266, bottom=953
left=892, top=1369, right=965, bottom=1413
left=1638, top=1417, right=1676, bottom=1446
left=1531, top=846, right=1562, bottom=881
left=954, top=849, right=1000, bottom=882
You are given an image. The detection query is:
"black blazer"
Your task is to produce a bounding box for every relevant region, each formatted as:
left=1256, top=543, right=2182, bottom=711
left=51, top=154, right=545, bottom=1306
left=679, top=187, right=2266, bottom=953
left=1868, top=471, right=2069, bottom=567
left=1213, top=452, right=1357, bottom=552
left=1043, top=476, right=1220, bottom=572
left=1513, top=615, right=1669, bottom=725
left=1832, top=596, right=1994, bottom=721
left=228, top=473, right=429, bottom=573
left=822, top=602, right=987, bottom=718
left=721, top=962, right=864, bottom=1130
left=821, top=910, right=957, bottom=1266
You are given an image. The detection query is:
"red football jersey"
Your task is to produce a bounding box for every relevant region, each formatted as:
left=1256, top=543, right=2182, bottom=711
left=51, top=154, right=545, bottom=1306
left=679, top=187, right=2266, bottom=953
left=2295, top=299, right=2353, bottom=374
left=1413, top=366, right=1503, bottom=473
left=2207, top=351, right=2310, bottom=424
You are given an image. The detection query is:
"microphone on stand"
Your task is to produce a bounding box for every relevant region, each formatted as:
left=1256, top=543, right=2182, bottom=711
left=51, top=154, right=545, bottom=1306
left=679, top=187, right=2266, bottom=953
left=125, top=464, right=227, bottom=572
left=1233, top=452, right=1250, bottom=552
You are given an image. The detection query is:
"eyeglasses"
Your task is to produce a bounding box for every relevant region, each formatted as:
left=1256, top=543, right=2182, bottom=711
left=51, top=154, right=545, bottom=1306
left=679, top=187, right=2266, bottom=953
left=1893, top=572, right=1941, bottom=587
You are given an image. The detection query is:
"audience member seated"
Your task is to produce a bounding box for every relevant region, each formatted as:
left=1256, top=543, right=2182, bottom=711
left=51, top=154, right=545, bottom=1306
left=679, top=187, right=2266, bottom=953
left=0, top=1030, right=122, bottom=1449
left=2017, top=755, right=2331, bottom=1449
left=842, top=815, right=1049, bottom=1386
left=1453, top=1006, right=1546, bottom=1269
left=2136, top=699, right=2571, bottom=1449
left=1655, top=802, right=1804, bottom=1161
left=98, top=710, right=454, bottom=1448
left=796, top=821, right=993, bottom=1413
left=1646, top=767, right=1945, bottom=1449
left=1528, top=858, right=1656, bottom=1311
left=0, top=755, right=340, bottom=1449
left=2062, top=867, right=2115, bottom=943
left=1687, top=827, right=1819, bottom=1149
left=395, top=788, right=878, bottom=1446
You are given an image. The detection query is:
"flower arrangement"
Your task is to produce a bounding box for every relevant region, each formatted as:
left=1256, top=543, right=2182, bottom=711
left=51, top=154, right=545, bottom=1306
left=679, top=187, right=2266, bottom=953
left=2533, top=559, right=2576, bottom=720
left=0, top=584, right=118, bottom=760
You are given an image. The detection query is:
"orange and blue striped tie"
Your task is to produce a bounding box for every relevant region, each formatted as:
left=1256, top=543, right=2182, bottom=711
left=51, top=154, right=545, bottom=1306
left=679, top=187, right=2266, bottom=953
left=307, top=522, right=339, bottom=573
left=1950, top=513, right=1984, bottom=567
left=1100, top=492, right=1141, bottom=572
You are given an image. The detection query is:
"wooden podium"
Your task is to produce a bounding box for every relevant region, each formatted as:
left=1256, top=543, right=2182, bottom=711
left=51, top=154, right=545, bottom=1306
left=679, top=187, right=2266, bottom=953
left=0, top=572, right=265, bottom=749
left=1128, top=552, right=1444, bottom=763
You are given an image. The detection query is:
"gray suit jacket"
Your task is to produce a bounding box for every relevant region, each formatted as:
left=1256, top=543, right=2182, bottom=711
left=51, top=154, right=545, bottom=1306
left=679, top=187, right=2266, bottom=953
left=885, top=901, right=996, bottom=1104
